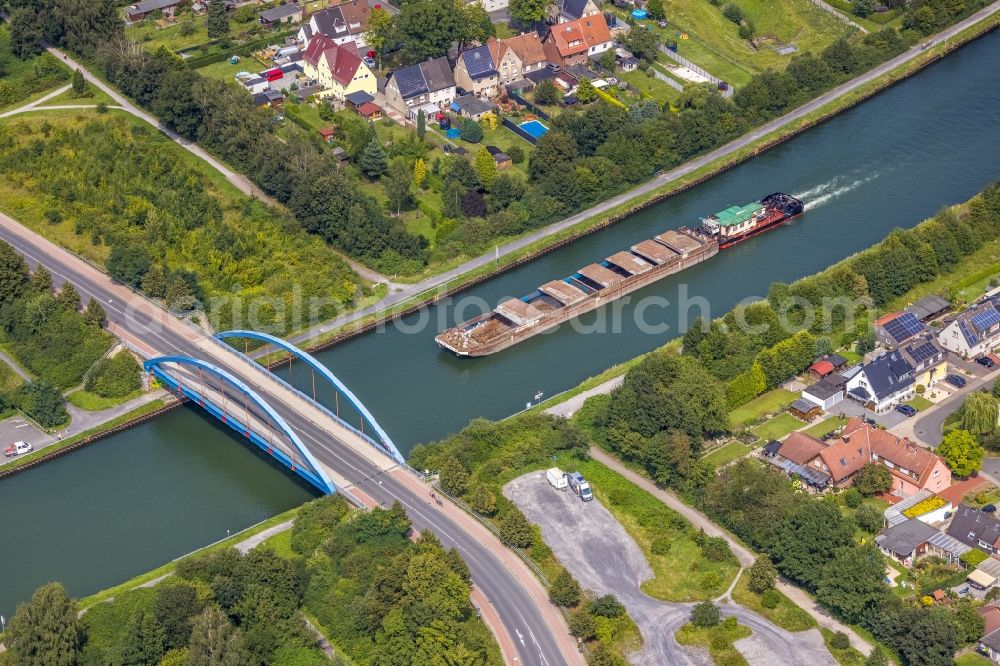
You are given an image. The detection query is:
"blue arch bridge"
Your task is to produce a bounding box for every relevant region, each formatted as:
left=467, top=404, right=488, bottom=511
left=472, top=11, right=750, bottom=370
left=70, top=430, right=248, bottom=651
left=143, top=330, right=404, bottom=496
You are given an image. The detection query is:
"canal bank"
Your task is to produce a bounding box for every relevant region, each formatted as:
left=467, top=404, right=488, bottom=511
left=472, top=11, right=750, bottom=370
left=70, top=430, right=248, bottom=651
left=2, top=21, right=1000, bottom=620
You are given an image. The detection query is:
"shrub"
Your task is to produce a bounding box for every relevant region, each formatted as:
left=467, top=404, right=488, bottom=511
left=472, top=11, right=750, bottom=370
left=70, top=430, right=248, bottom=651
left=723, top=615, right=738, bottom=630
left=459, top=118, right=483, bottom=143
left=746, top=556, right=777, bottom=594
left=843, top=488, right=863, bottom=508
left=651, top=536, right=672, bottom=555
left=855, top=503, right=885, bottom=534
left=568, top=609, right=597, bottom=639
left=701, top=572, right=723, bottom=591
left=702, top=536, right=733, bottom=562
left=761, top=589, right=781, bottom=609
left=14, top=381, right=67, bottom=428
left=691, top=601, right=720, bottom=628
left=549, top=570, right=581, bottom=607
left=961, top=548, right=989, bottom=567
left=497, top=509, right=534, bottom=549
left=85, top=352, right=141, bottom=399
left=830, top=631, right=850, bottom=650
left=589, top=595, right=626, bottom=618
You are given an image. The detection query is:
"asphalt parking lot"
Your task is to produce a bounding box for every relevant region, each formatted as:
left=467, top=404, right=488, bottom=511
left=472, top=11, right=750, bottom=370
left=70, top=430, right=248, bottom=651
left=504, top=471, right=835, bottom=666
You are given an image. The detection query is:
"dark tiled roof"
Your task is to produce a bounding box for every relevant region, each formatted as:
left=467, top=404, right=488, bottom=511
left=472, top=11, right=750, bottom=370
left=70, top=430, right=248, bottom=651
left=453, top=94, right=494, bottom=115
left=345, top=90, right=374, bottom=105
left=861, top=351, right=915, bottom=401
left=420, top=56, right=455, bottom=93
left=906, top=295, right=950, bottom=321
left=982, top=628, right=1000, bottom=652
left=875, top=519, right=940, bottom=557
left=804, top=380, right=842, bottom=401
left=947, top=504, right=1000, bottom=551
left=260, top=3, right=301, bottom=22
left=559, top=0, right=593, bottom=19
left=390, top=56, right=454, bottom=100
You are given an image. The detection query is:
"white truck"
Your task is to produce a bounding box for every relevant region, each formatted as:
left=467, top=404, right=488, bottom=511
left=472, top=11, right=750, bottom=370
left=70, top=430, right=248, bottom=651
left=566, top=471, right=593, bottom=502
left=3, top=441, right=32, bottom=458
left=546, top=467, right=568, bottom=490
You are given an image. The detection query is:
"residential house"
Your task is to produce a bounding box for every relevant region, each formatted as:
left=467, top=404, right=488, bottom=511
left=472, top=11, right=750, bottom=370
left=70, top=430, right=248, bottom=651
left=898, top=333, right=947, bottom=391
left=552, top=0, right=601, bottom=23
left=454, top=45, right=500, bottom=100
left=875, top=311, right=925, bottom=349
left=939, top=300, right=1000, bottom=357
left=978, top=603, right=1000, bottom=662
left=302, top=35, right=376, bottom=100
left=769, top=418, right=951, bottom=496
left=298, top=1, right=370, bottom=50
left=489, top=33, right=548, bottom=85
left=260, top=3, right=303, bottom=28
left=800, top=375, right=845, bottom=412
left=543, top=13, right=613, bottom=68
left=947, top=505, right=1000, bottom=556
left=384, top=57, right=457, bottom=119
left=844, top=350, right=915, bottom=413
left=125, top=0, right=183, bottom=23
left=875, top=519, right=943, bottom=568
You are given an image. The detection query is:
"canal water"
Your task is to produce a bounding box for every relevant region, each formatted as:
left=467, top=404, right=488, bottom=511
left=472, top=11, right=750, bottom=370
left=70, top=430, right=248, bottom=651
left=1, top=31, right=997, bottom=618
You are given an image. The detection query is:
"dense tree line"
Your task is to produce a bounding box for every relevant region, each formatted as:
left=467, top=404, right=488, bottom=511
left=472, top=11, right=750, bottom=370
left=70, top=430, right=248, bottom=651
left=0, top=114, right=365, bottom=332
left=4, top=0, right=121, bottom=59
left=0, top=243, right=108, bottom=425
left=0, top=27, right=70, bottom=108
left=6, top=497, right=500, bottom=666
left=902, top=0, right=991, bottom=35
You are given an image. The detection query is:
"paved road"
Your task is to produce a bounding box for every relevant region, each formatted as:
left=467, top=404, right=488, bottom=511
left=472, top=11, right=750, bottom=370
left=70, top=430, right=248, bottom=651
left=285, top=0, right=1000, bottom=346
left=0, top=351, right=31, bottom=382
left=908, top=363, right=999, bottom=447
left=505, top=471, right=836, bottom=666
left=590, top=447, right=873, bottom=655
left=0, top=211, right=580, bottom=666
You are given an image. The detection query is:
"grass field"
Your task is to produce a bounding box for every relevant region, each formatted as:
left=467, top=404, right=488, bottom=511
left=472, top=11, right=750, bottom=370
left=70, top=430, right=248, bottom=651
left=802, top=415, right=848, bottom=438
left=196, top=57, right=266, bottom=83
left=752, top=412, right=806, bottom=442
left=41, top=86, right=116, bottom=107
left=572, top=456, right=741, bottom=601
left=0, top=358, right=25, bottom=394
left=904, top=395, right=934, bottom=411
left=618, top=67, right=684, bottom=104
left=702, top=441, right=753, bottom=469
left=730, top=388, right=799, bottom=426
left=676, top=620, right=752, bottom=665
left=731, top=576, right=816, bottom=631
left=67, top=389, right=145, bottom=411
left=955, top=653, right=994, bottom=666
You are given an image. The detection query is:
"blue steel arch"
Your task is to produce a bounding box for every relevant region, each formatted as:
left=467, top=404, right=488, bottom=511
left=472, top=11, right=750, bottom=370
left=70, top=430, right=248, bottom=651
left=143, top=355, right=337, bottom=495
left=215, top=330, right=405, bottom=464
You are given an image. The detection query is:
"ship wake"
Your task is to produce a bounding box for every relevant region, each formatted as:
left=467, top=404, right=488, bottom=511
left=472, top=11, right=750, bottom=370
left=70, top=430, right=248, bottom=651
left=794, top=174, right=879, bottom=211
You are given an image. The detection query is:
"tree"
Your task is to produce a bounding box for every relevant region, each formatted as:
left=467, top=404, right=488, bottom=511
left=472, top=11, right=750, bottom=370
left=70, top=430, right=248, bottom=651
left=456, top=0, right=495, bottom=53
left=6, top=582, right=82, bottom=666
left=394, top=0, right=463, bottom=63
left=72, top=69, right=87, bottom=96
left=359, top=134, right=388, bottom=178
left=866, top=646, right=888, bottom=666
left=647, top=0, right=666, bottom=20
left=961, top=391, right=999, bottom=434
left=460, top=118, right=484, bottom=143
left=467, top=484, right=497, bottom=516
left=854, top=0, right=877, bottom=17
left=937, top=429, right=984, bottom=477
left=141, top=265, right=169, bottom=298
left=746, top=556, right=777, bottom=594
left=57, top=283, right=81, bottom=311
left=384, top=157, right=413, bottom=216
left=894, top=607, right=957, bottom=666
left=691, top=601, right=720, bottom=628
left=9, top=7, right=44, bottom=59
left=206, top=0, right=230, bottom=40
left=623, top=27, right=660, bottom=61
left=854, top=503, right=884, bottom=534
left=111, top=609, right=166, bottom=666
left=165, top=275, right=195, bottom=311
left=576, top=78, right=597, bottom=103
left=549, top=570, right=581, bottom=607
left=30, top=265, right=52, bottom=293
left=0, top=240, right=29, bottom=305
left=815, top=543, right=886, bottom=623
left=852, top=463, right=892, bottom=496
left=952, top=600, right=986, bottom=645
left=364, top=7, right=393, bottom=66
left=769, top=500, right=853, bottom=590
left=86, top=353, right=142, bottom=399
left=498, top=509, right=533, bottom=548
left=599, top=48, right=618, bottom=73
left=506, top=144, right=525, bottom=164
left=107, top=244, right=151, bottom=288
left=186, top=606, right=243, bottom=666
left=413, top=158, right=427, bottom=188
left=153, top=584, right=202, bottom=649
left=534, top=79, right=561, bottom=106
left=83, top=299, right=106, bottom=327
left=568, top=609, right=596, bottom=639
left=822, top=37, right=859, bottom=75
left=438, top=455, right=469, bottom=496
left=474, top=148, right=497, bottom=191
left=416, top=109, right=426, bottom=139
left=589, top=595, right=626, bottom=618
left=14, top=382, right=68, bottom=428
left=509, top=0, right=552, bottom=24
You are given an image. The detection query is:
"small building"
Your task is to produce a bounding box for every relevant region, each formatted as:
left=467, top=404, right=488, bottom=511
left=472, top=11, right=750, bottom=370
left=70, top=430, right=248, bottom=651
left=875, top=311, right=925, bottom=349
left=970, top=568, right=998, bottom=591
left=789, top=397, right=821, bottom=421
left=124, top=0, right=183, bottom=23
left=260, top=3, right=303, bottom=28
left=486, top=145, right=513, bottom=170
left=345, top=90, right=374, bottom=111
left=356, top=101, right=382, bottom=120
left=809, top=359, right=836, bottom=380
left=616, top=50, right=639, bottom=71
left=907, top=295, right=951, bottom=322
left=331, top=146, right=349, bottom=162
left=875, top=519, right=941, bottom=568
left=318, top=127, right=336, bottom=144
left=452, top=94, right=496, bottom=121
left=251, top=89, right=285, bottom=108
left=801, top=378, right=844, bottom=412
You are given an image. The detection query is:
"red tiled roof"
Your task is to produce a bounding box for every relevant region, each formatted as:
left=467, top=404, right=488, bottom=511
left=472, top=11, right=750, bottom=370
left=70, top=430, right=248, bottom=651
left=500, top=33, right=547, bottom=65
left=981, top=603, right=1000, bottom=637
left=778, top=432, right=827, bottom=466
left=319, top=127, right=335, bottom=137
left=357, top=101, right=380, bottom=116
left=810, top=360, right=835, bottom=376
left=839, top=418, right=945, bottom=487
left=818, top=437, right=871, bottom=483
left=546, top=22, right=588, bottom=57
left=875, top=311, right=903, bottom=326
left=303, top=34, right=362, bottom=87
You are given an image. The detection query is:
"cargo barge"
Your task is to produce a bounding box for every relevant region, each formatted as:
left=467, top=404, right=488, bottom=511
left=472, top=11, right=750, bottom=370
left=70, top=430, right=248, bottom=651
left=435, top=192, right=803, bottom=357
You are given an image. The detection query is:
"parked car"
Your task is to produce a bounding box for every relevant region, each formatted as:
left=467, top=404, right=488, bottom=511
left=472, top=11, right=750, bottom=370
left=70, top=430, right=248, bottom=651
left=984, top=504, right=997, bottom=513
left=864, top=416, right=878, bottom=427
left=3, top=441, right=32, bottom=458
left=363, top=56, right=376, bottom=69
left=976, top=356, right=995, bottom=368
left=895, top=404, right=917, bottom=417
left=945, top=374, right=967, bottom=388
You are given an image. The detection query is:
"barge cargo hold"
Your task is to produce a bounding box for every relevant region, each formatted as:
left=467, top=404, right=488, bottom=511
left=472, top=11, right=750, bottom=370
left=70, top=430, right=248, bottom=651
left=435, top=229, right=719, bottom=357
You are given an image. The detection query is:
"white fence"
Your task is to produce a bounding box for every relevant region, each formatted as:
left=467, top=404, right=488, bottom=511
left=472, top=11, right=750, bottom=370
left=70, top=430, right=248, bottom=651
left=659, top=45, right=735, bottom=97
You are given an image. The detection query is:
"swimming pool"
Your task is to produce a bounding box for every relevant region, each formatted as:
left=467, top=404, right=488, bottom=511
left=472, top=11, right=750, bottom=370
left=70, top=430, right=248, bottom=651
left=519, top=119, right=549, bottom=139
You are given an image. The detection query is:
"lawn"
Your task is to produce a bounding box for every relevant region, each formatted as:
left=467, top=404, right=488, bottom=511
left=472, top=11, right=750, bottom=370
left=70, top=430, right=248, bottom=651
left=645, top=0, right=851, bottom=80
left=618, top=67, right=683, bottom=105
left=67, top=389, right=144, bottom=412
left=821, top=628, right=867, bottom=666
left=40, top=85, right=116, bottom=107
left=0, top=357, right=26, bottom=394
left=904, top=395, right=934, bottom=411
left=570, top=456, right=741, bottom=602
left=261, top=528, right=296, bottom=559
left=751, top=412, right=806, bottom=442
left=701, top=441, right=753, bottom=469
left=126, top=13, right=260, bottom=53
left=196, top=56, right=267, bottom=83
left=955, top=653, right=995, bottom=666
left=729, top=388, right=798, bottom=426
left=802, top=415, right=848, bottom=438
left=731, top=576, right=816, bottom=632
left=676, top=620, right=752, bottom=665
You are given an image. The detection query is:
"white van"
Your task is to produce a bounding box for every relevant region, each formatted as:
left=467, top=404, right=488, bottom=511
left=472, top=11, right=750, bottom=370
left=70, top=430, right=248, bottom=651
left=546, top=467, right=568, bottom=490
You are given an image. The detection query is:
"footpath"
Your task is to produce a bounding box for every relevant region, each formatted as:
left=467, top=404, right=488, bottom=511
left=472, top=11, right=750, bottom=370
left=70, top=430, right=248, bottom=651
left=589, top=447, right=874, bottom=656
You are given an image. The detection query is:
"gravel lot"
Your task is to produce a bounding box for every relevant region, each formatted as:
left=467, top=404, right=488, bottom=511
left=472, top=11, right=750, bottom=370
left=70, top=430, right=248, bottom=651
left=504, top=471, right=836, bottom=666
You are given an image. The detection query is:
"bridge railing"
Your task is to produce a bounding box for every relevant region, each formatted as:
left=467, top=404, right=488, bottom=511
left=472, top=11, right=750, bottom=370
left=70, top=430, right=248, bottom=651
left=206, top=335, right=407, bottom=467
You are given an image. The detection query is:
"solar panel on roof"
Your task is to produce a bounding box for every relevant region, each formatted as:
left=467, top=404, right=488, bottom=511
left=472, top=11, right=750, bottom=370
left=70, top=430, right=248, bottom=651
left=463, top=46, right=496, bottom=78
left=972, top=308, right=1000, bottom=331
left=884, top=312, right=923, bottom=342
left=959, top=320, right=978, bottom=346
left=393, top=64, right=428, bottom=99
left=906, top=341, right=939, bottom=364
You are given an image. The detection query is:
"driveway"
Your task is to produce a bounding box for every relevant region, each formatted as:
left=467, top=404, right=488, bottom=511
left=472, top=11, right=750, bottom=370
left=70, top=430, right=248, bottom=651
left=504, top=472, right=836, bottom=666
left=908, top=359, right=1000, bottom=447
